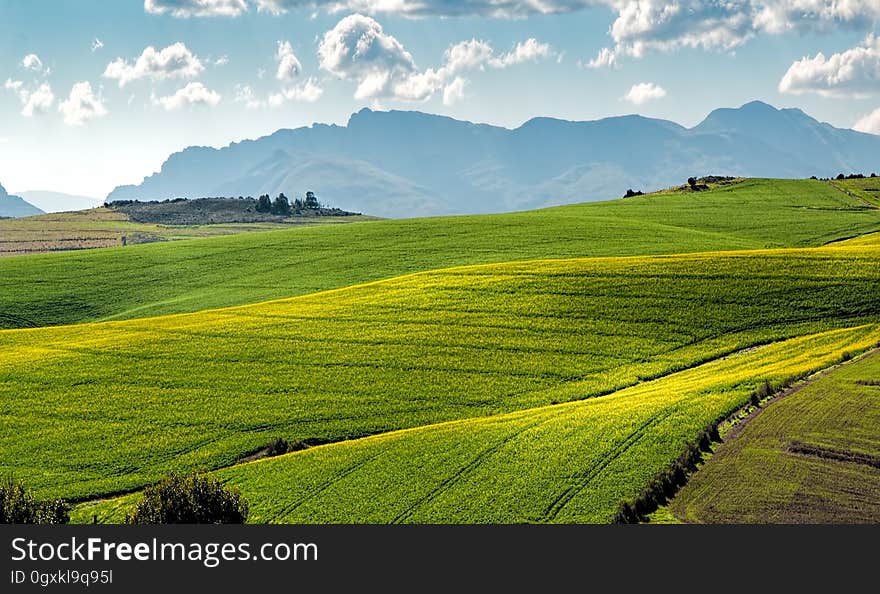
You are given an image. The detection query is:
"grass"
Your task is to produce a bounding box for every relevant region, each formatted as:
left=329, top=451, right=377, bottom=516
left=0, top=207, right=371, bottom=258
left=667, top=350, right=880, bottom=524
left=2, top=178, right=879, bottom=329
left=72, top=324, right=880, bottom=524
left=2, top=242, right=879, bottom=503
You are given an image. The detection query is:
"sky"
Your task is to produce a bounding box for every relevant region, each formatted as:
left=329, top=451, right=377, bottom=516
left=1, top=1, right=880, bottom=198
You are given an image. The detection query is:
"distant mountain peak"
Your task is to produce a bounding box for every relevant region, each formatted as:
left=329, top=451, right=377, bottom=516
left=106, top=101, right=880, bottom=218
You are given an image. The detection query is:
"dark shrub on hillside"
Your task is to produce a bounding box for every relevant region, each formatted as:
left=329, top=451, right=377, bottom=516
left=266, top=437, right=293, bottom=457
left=0, top=477, right=69, bottom=524
left=125, top=473, right=248, bottom=524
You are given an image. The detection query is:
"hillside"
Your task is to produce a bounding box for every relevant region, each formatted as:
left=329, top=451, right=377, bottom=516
left=108, top=196, right=359, bottom=225
left=2, top=178, right=879, bottom=329
left=0, top=183, right=43, bottom=218
left=2, top=241, right=873, bottom=505
left=668, top=350, right=880, bottom=523
left=106, top=102, right=880, bottom=217
left=0, top=207, right=370, bottom=258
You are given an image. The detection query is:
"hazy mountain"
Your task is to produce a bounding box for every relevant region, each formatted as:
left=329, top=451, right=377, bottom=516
left=107, top=101, right=880, bottom=218
left=0, top=183, right=44, bottom=218
left=16, top=190, right=103, bottom=213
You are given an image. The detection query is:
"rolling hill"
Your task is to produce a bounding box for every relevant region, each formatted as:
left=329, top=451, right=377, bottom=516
left=3, top=178, right=879, bottom=330
left=0, top=183, right=43, bottom=218
left=106, top=101, right=880, bottom=217
left=667, top=350, right=880, bottom=524
left=2, top=241, right=879, bottom=504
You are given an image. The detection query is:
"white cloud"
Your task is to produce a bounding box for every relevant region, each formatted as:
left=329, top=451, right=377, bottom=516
left=493, top=38, right=554, bottom=67
left=154, top=82, right=221, bottom=110
left=59, top=82, right=108, bottom=126
left=21, top=54, right=44, bottom=72
left=4, top=79, right=55, bottom=117
left=145, top=0, right=248, bottom=17
left=854, top=107, right=880, bottom=134
left=442, top=77, right=467, bottom=105
left=214, top=55, right=230, bottom=66
left=91, top=38, right=105, bottom=52
left=318, top=14, right=552, bottom=102
left=623, top=81, right=667, bottom=104
left=255, top=0, right=603, bottom=17
left=234, top=83, right=264, bottom=108
left=275, top=41, right=303, bottom=81
left=103, top=42, right=204, bottom=87
left=268, top=77, right=324, bottom=105
left=779, top=35, right=880, bottom=97
left=585, top=47, right=618, bottom=69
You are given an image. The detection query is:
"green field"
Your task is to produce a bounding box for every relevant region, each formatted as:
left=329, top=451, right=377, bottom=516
left=73, top=324, right=879, bottom=523
left=2, top=179, right=878, bottom=329
left=3, top=177, right=880, bottom=524
left=2, top=241, right=878, bottom=503
left=0, top=207, right=370, bottom=259
left=667, top=351, right=880, bottom=523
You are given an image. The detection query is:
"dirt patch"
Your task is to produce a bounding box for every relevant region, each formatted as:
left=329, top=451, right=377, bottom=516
left=787, top=441, right=880, bottom=469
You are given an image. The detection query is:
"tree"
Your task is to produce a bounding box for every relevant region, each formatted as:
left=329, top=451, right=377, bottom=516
left=0, top=476, right=69, bottom=524
left=256, top=194, right=272, bottom=213
left=125, top=473, right=248, bottom=524
left=272, top=193, right=291, bottom=215
left=304, top=191, right=319, bottom=209
left=687, top=177, right=697, bottom=188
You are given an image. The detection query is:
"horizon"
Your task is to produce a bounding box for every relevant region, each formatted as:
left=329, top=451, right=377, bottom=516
left=2, top=2, right=880, bottom=197
left=5, top=99, right=870, bottom=201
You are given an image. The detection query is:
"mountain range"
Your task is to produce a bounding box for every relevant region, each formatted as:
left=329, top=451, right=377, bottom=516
left=0, top=183, right=43, bottom=218
left=107, top=101, right=880, bottom=218
left=16, top=190, right=103, bottom=214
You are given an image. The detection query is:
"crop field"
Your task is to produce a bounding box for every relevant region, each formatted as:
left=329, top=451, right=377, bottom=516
left=0, top=208, right=369, bottom=258
left=2, top=178, right=879, bottom=329
left=2, top=242, right=879, bottom=504
left=73, top=325, right=880, bottom=523
left=667, top=351, right=880, bottom=523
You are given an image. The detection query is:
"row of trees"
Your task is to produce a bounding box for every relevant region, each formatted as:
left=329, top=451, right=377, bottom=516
left=255, top=191, right=320, bottom=215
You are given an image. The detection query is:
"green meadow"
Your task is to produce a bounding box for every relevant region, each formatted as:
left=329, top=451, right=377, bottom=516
left=2, top=179, right=878, bottom=329
left=2, top=178, right=879, bottom=524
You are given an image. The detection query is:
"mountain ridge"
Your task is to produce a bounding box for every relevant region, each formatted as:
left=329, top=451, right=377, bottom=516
left=0, top=182, right=44, bottom=218
left=107, top=101, right=880, bottom=218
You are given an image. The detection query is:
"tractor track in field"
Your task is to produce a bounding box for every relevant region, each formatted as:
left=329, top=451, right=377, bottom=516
left=540, top=408, right=676, bottom=522
left=268, top=451, right=386, bottom=523
left=390, top=415, right=553, bottom=524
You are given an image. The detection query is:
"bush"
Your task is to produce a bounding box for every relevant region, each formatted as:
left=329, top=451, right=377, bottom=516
left=126, top=473, right=249, bottom=524
left=0, top=477, right=69, bottom=524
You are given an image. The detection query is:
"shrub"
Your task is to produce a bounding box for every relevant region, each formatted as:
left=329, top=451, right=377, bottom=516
left=266, top=437, right=292, bottom=457
left=0, top=477, right=69, bottom=524
left=126, top=473, right=249, bottom=524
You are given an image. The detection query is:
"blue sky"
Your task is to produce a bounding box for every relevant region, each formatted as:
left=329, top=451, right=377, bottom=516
left=1, top=1, right=879, bottom=197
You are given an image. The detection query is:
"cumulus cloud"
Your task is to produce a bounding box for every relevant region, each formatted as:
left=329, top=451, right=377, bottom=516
left=4, top=79, right=55, bottom=117
left=586, top=1, right=880, bottom=68
left=145, top=0, right=248, bottom=17
left=623, top=81, right=667, bottom=104
left=103, top=42, right=204, bottom=87
left=234, top=84, right=264, bottom=108
left=59, top=82, right=108, bottom=125
left=854, top=107, right=880, bottom=134
left=91, top=38, right=105, bottom=52
left=318, top=14, right=552, bottom=102
left=254, top=0, right=603, bottom=17
left=21, top=54, right=44, bottom=72
left=154, top=82, right=221, bottom=110
left=275, top=41, right=303, bottom=81
left=268, top=77, right=324, bottom=105
left=779, top=35, right=880, bottom=97
left=214, top=55, right=230, bottom=66
left=442, top=77, right=467, bottom=105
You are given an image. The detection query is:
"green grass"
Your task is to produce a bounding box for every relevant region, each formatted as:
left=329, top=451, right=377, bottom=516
left=3, top=242, right=879, bottom=503
left=2, top=178, right=878, bottom=329
left=72, top=324, right=880, bottom=524
left=0, top=207, right=370, bottom=259
left=667, top=351, right=880, bottom=524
